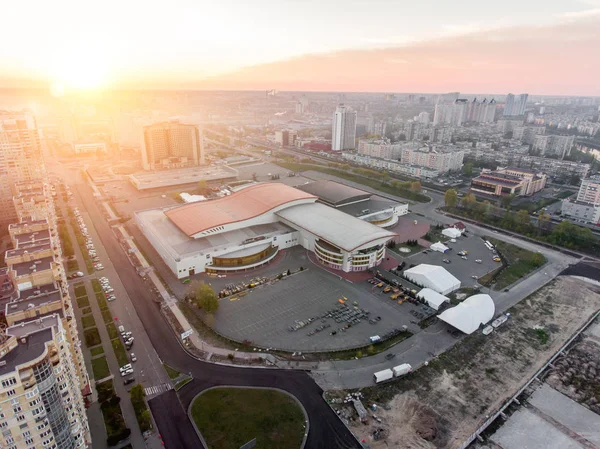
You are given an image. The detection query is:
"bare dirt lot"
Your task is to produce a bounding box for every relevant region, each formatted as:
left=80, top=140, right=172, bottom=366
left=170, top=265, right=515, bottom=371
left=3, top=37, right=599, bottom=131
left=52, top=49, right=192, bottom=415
left=333, top=276, right=600, bottom=449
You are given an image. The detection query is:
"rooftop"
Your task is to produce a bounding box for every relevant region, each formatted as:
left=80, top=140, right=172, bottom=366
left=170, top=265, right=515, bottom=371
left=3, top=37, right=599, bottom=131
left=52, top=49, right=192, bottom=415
left=128, top=165, right=238, bottom=190
left=0, top=328, right=53, bottom=376
left=7, top=289, right=62, bottom=314
left=5, top=242, right=51, bottom=258
left=337, top=195, right=402, bottom=218
left=166, top=183, right=317, bottom=237
left=473, top=174, right=522, bottom=187
left=297, top=180, right=371, bottom=207
left=276, top=202, right=396, bottom=252
left=11, top=256, right=53, bottom=277
left=15, top=229, right=51, bottom=246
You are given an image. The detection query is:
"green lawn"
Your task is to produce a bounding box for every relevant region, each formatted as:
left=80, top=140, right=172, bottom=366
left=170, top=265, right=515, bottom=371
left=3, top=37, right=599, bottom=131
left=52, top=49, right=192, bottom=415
left=66, top=259, right=79, bottom=273
left=101, top=308, right=113, bottom=324
left=90, top=346, right=105, bottom=357
left=478, top=238, right=546, bottom=290
left=106, top=323, right=119, bottom=340
left=91, top=356, right=110, bottom=379
left=111, top=339, right=129, bottom=367
left=84, top=328, right=102, bottom=347
left=164, top=364, right=181, bottom=380
left=81, top=307, right=92, bottom=315
left=175, top=377, right=192, bottom=391
left=74, top=284, right=87, bottom=298
left=96, top=292, right=109, bottom=310
left=82, top=314, right=96, bottom=329
left=91, top=279, right=103, bottom=294
left=191, top=388, right=305, bottom=449
left=76, top=296, right=90, bottom=308
left=129, top=385, right=152, bottom=432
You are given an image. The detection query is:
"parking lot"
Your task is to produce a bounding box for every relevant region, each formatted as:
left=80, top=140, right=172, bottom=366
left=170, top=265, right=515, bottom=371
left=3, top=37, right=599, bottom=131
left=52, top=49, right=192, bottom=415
left=212, top=265, right=431, bottom=352
left=402, top=231, right=501, bottom=289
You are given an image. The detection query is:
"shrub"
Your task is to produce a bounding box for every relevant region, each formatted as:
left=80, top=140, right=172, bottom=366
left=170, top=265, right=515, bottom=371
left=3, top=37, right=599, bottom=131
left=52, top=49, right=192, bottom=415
left=84, top=328, right=101, bottom=347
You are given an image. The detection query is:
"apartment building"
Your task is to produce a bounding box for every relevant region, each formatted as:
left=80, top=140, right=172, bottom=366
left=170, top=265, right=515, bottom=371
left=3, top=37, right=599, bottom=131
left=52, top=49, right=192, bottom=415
left=357, top=139, right=402, bottom=160
left=400, top=145, right=464, bottom=173
left=332, top=105, right=357, bottom=151
left=562, top=176, right=600, bottom=225
left=533, top=134, right=575, bottom=158
left=342, top=153, right=439, bottom=179
left=513, top=126, right=545, bottom=145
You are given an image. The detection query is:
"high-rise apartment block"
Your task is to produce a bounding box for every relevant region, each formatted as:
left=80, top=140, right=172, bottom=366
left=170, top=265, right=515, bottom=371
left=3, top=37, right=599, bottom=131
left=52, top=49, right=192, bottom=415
left=562, top=175, right=600, bottom=225
left=141, top=121, right=203, bottom=170
left=0, top=112, right=44, bottom=228
left=503, top=93, right=529, bottom=117
left=275, top=130, right=297, bottom=147
left=433, top=100, right=467, bottom=127
left=332, top=105, right=357, bottom=151
left=533, top=134, right=574, bottom=158
left=513, top=126, right=546, bottom=145
left=357, top=139, right=402, bottom=160
left=465, top=98, right=496, bottom=123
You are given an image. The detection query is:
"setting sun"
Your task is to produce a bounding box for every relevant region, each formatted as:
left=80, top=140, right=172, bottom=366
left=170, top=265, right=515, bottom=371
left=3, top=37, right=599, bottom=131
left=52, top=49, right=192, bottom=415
left=49, top=46, right=110, bottom=92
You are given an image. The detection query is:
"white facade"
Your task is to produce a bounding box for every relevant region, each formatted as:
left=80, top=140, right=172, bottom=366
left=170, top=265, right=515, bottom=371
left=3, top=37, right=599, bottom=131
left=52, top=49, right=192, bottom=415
left=357, top=139, right=402, bottom=160
left=504, top=93, right=529, bottom=117
left=404, top=264, right=460, bottom=295
left=576, top=176, right=600, bottom=204
left=332, top=105, right=357, bottom=151
left=342, top=153, right=439, bottom=179
left=400, top=146, right=464, bottom=173
left=561, top=200, right=600, bottom=225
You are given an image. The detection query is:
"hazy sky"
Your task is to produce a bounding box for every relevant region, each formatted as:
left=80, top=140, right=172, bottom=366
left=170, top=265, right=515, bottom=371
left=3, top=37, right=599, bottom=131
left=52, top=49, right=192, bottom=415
left=2, top=0, right=600, bottom=94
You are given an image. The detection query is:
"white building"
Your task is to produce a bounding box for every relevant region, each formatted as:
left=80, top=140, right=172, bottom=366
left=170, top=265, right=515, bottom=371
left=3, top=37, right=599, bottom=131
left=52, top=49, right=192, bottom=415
left=438, top=294, right=495, bottom=334
left=561, top=175, right=600, bottom=225
left=342, top=153, right=439, bottom=179
left=576, top=176, right=600, bottom=204
left=503, top=93, right=529, bottom=117
left=136, top=183, right=396, bottom=277
left=332, top=105, right=357, bottom=151
left=533, top=134, right=574, bottom=158
left=73, top=141, right=107, bottom=154
left=403, top=264, right=461, bottom=295
left=417, top=288, right=450, bottom=311
left=400, top=146, right=464, bottom=173
left=357, top=139, right=402, bottom=160
left=417, top=112, right=430, bottom=125
left=433, top=100, right=467, bottom=127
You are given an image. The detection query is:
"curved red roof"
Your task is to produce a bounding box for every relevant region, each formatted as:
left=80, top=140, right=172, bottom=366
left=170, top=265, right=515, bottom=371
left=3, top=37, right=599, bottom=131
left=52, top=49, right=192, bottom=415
left=165, top=183, right=317, bottom=237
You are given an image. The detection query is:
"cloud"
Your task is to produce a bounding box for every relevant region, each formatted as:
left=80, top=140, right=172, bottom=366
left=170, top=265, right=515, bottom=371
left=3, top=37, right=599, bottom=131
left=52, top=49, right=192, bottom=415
left=194, top=14, right=600, bottom=96
left=558, top=7, right=600, bottom=20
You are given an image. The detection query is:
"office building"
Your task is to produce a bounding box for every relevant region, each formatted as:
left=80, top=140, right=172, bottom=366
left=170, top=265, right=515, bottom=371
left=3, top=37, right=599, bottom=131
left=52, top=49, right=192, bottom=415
left=470, top=167, right=547, bottom=197
left=400, top=145, right=464, bottom=173
left=503, top=93, right=529, bottom=117
left=332, top=105, right=357, bottom=151
left=0, top=112, right=43, bottom=228
left=561, top=176, right=600, bottom=225
left=533, top=134, right=574, bottom=158
left=141, top=121, right=203, bottom=170
left=357, top=139, right=402, bottom=160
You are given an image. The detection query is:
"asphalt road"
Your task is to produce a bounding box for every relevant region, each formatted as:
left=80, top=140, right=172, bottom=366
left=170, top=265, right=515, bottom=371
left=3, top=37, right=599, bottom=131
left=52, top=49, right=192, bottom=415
left=67, top=171, right=360, bottom=449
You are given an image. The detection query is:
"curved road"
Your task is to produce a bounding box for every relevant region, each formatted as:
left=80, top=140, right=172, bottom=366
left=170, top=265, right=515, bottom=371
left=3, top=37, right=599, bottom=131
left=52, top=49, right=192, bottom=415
left=71, top=177, right=360, bottom=449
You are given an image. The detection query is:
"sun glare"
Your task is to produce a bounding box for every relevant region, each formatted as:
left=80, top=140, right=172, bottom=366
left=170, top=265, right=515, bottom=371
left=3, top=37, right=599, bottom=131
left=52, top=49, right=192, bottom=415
left=50, top=49, right=110, bottom=93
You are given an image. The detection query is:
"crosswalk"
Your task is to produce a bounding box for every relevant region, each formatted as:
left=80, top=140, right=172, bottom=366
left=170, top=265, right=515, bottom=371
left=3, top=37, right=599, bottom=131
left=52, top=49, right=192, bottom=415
left=144, top=383, right=173, bottom=398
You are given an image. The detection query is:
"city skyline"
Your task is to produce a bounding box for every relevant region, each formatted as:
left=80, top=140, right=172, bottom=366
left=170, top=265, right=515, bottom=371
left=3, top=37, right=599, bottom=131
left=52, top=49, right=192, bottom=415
left=1, top=0, right=599, bottom=95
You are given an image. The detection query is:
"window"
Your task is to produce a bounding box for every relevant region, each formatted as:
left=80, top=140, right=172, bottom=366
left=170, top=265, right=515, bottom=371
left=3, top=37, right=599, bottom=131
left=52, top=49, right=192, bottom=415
left=25, top=438, right=34, bottom=445
left=23, top=430, right=31, bottom=437
left=6, top=390, right=15, bottom=397
left=1, top=378, right=16, bottom=388
left=13, top=406, right=22, bottom=413
left=16, top=414, right=25, bottom=422
left=6, top=436, right=14, bottom=444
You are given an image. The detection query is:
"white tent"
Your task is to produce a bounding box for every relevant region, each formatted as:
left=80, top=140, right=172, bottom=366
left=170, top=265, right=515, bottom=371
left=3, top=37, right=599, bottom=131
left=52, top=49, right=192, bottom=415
left=438, top=294, right=495, bottom=334
left=417, top=288, right=449, bottom=310
left=442, top=228, right=462, bottom=239
left=430, top=241, right=449, bottom=253
left=404, top=264, right=461, bottom=295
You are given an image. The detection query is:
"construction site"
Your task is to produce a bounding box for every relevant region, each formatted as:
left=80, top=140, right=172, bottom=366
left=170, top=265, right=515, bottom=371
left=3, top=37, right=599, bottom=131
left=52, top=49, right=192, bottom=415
left=325, top=275, right=600, bottom=449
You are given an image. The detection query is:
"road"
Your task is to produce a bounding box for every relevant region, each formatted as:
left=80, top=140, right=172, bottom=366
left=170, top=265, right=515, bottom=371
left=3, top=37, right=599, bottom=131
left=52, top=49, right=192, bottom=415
left=54, top=165, right=361, bottom=449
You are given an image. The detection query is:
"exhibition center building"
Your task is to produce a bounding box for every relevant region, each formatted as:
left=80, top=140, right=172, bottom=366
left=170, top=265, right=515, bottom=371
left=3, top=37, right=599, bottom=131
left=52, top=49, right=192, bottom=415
left=135, top=183, right=397, bottom=278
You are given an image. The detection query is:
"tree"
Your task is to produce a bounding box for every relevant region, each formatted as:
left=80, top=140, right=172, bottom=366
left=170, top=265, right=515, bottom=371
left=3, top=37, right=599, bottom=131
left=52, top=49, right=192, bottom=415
left=481, top=200, right=492, bottom=218
left=197, top=180, right=208, bottom=194
left=444, top=189, right=458, bottom=208
left=516, top=209, right=531, bottom=228
left=462, top=162, right=473, bottom=176
left=569, top=174, right=581, bottom=186
left=381, top=171, right=390, bottom=183
left=410, top=181, right=422, bottom=192
left=500, top=194, right=515, bottom=209
left=537, top=211, right=551, bottom=232
left=187, top=281, right=219, bottom=313
left=461, top=192, right=477, bottom=210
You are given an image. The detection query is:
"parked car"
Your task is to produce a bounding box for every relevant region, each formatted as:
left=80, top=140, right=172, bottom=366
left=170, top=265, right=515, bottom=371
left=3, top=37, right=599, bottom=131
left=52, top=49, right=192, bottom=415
left=121, top=369, right=134, bottom=377
left=475, top=259, right=482, bottom=263
left=123, top=377, right=135, bottom=385
left=130, top=353, right=137, bottom=362
left=385, top=353, right=396, bottom=360
left=119, top=364, right=132, bottom=373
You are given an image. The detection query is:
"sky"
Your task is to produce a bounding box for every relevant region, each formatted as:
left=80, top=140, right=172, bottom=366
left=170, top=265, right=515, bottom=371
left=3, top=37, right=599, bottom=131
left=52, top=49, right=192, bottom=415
left=1, top=0, right=600, bottom=94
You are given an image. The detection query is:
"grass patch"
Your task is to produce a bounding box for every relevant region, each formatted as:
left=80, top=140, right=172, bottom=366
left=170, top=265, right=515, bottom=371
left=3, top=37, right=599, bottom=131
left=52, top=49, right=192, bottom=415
left=101, top=397, right=130, bottom=446
left=528, top=328, right=550, bottom=345
left=478, top=238, right=547, bottom=290
left=175, top=377, right=193, bottom=391
left=106, top=322, right=119, bottom=340
left=96, top=291, right=109, bottom=310
left=101, top=308, right=113, bottom=324
left=327, top=331, right=412, bottom=361
left=58, top=223, right=75, bottom=258
left=91, top=279, right=103, bottom=294
left=164, top=364, right=181, bottom=380
left=74, top=284, right=87, bottom=298
left=81, top=314, right=96, bottom=329
left=90, top=346, right=105, bottom=357
left=111, top=339, right=129, bottom=367
left=66, top=259, right=79, bottom=273
left=191, top=388, right=305, bottom=449
left=73, top=225, right=95, bottom=274
left=91, top=356, right=110, bottom=379
left=81, top=306, right=92, bottom=315
left=84, top=328, right=102, bottom=347
left=129, top=385, right=153, bottom=432
left=275, top=161, right=430, bottom=203
left=76, top=295, right=90, bottom=308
